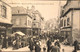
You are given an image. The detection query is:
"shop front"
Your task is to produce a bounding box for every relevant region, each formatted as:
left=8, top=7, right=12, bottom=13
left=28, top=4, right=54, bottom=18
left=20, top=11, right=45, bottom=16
left=27, top=28, right=32, bottom=35
left=0, top=23, right=12, bottom=37
left=12, top=27, right=26, bottom=35
left=32, top=28, right=41, bottom=35
left=0, top=22, right=12, bottom=48
left=60, top=27, right=72, bottom=44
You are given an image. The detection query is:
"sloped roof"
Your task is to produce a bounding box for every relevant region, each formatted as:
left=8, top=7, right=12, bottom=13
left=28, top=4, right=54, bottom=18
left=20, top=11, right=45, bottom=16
left=12, top=6, right=27, bottom=14
left=62, top=0, right=80, bottom=17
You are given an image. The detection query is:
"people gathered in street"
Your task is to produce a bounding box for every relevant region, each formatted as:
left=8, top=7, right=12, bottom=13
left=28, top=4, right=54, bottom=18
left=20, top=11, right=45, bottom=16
left=35, top=42, right=41, bottom=52
left=73, top=40, right=78, bottom=52
left=46, top=38, right=52, bottom=52
left=0, top=33, right=63, bottom=52
left=28, top=38, right=34, bottom=52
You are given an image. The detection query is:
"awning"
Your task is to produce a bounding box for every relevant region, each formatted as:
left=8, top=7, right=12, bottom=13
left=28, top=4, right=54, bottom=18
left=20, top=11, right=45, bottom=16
left=15, top=31, right=25, bottom=36
left=12, top=31, right=25, bottom=36
left=0, top=22, right=13, bottom=27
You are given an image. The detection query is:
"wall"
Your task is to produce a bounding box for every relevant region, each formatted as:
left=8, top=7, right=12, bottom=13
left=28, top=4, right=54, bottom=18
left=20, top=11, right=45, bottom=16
left=0, top=1, right=12, bottom=24
left=72, top=10, right=80, bottom=42
left=60, top=11, right=71, bottom=28
left=27, top=15, right=32, bottom=28
left=12, top=14, right=32, bottom=28
left=12, top=15, right=27, bottom=27
left=32, top=13, right=41, bottom=28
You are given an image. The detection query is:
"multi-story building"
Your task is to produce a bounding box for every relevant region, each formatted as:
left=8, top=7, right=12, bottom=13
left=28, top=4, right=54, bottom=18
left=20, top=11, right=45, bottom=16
left=40, top=18, right=45, bottom=34
left=0, top=0, right=12, bottom=38
left=32, top=10, right=44, bottom=35
left=60, top=0, right=80, bottom=44
left=26, top=6, right=44, bottom=35
left=12, top=6, right=32, bottom=35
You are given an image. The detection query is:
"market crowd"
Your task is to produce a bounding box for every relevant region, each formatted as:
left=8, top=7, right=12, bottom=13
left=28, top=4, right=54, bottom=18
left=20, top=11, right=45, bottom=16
left=28, top=37, right=61, bottom=52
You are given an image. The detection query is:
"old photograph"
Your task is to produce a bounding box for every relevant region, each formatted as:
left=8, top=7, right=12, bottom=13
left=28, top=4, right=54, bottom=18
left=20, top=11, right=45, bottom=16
left=0, top=0, right=80, bottom=52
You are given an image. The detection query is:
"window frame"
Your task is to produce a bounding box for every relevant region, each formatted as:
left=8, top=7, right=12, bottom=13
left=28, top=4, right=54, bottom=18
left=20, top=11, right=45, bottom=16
left=1, top=5, right=6, bottom=18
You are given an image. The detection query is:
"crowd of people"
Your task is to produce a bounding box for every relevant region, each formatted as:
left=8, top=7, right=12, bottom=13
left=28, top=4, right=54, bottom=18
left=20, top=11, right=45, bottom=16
left=0, top=35, right=11, bottom=49
left=0, top=34, right=28, bottom=50
left=28, top=37, right=61, bottom=52
left=0, top=32, right=79, bottom=52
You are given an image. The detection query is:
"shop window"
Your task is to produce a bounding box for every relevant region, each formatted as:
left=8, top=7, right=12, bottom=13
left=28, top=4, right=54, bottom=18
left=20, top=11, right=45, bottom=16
left=1, top=5, right=6, bottom=18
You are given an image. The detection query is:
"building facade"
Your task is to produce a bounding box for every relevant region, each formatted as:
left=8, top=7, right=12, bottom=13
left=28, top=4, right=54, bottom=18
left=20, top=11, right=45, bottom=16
left=60, top=0, right=80, bottom=44
left=12, top=6, right=32, bottom=35
left=26, top=6, right=44, bottom=35
left=32, top=10, right=44, bottom=35
left=0, top=0, right=12, bottom=38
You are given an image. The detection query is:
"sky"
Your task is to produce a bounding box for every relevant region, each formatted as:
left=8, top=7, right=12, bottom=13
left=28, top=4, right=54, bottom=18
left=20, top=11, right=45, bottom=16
left=3, top=0, right=66, bottom=21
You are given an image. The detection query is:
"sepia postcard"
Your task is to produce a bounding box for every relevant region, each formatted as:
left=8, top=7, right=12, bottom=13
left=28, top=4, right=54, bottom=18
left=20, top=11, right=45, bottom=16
left=0, top=0, right=80, bottom=52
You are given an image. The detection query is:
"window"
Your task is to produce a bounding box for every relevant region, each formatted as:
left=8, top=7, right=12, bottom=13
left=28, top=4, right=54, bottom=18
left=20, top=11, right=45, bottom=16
left=16, top=19, right=20, bottom=26
left=60, top=19, right=63, bottom=27
left=28, top=20, right=29, bottom=25
left=29, top=21, right=31, bottom=26
left=21, top=18, right=26, bottom=25
left=34, top=18, right=36, bottom=20
left=18, top=10, right=19, bottom=13
left=1, top=5, right=6, bottom=18
left=67, top=18, right=70, bottom=25
left=28, top=20, right=31, bottom=26
left=64, top=20, right=66, bottom=26
left=33, top=23, right=36, bottom=26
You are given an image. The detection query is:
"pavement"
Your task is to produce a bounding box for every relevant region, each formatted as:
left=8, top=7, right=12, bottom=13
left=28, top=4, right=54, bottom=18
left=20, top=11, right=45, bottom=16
left=60, top=44, right=74, bottom=52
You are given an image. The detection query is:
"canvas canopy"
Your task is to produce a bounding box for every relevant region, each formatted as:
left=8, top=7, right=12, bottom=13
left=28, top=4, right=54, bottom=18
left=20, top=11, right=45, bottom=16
left=12, top=31, right=25, bottom=36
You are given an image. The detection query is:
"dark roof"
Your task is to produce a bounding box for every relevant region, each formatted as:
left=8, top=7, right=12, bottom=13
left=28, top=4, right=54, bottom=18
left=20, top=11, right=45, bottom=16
left=61, top=0, right=80, bottom=17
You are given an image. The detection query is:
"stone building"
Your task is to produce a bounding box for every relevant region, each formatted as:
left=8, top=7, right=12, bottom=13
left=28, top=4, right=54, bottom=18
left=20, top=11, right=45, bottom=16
left=12, top=6, right=32, bottom=35
left=26, top=6, right=44, bottom=35
left=60, top=0, right=80, bottom=44
left=32, top=8, right=44, bottom=35
left=0, top=0, right=12, bottom=38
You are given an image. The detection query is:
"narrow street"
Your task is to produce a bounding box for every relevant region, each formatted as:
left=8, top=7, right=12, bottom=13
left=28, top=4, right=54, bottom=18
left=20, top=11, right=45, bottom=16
left=0, top=0, right=80, bottom=52
left=1, top=39, right=80, bottom=52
